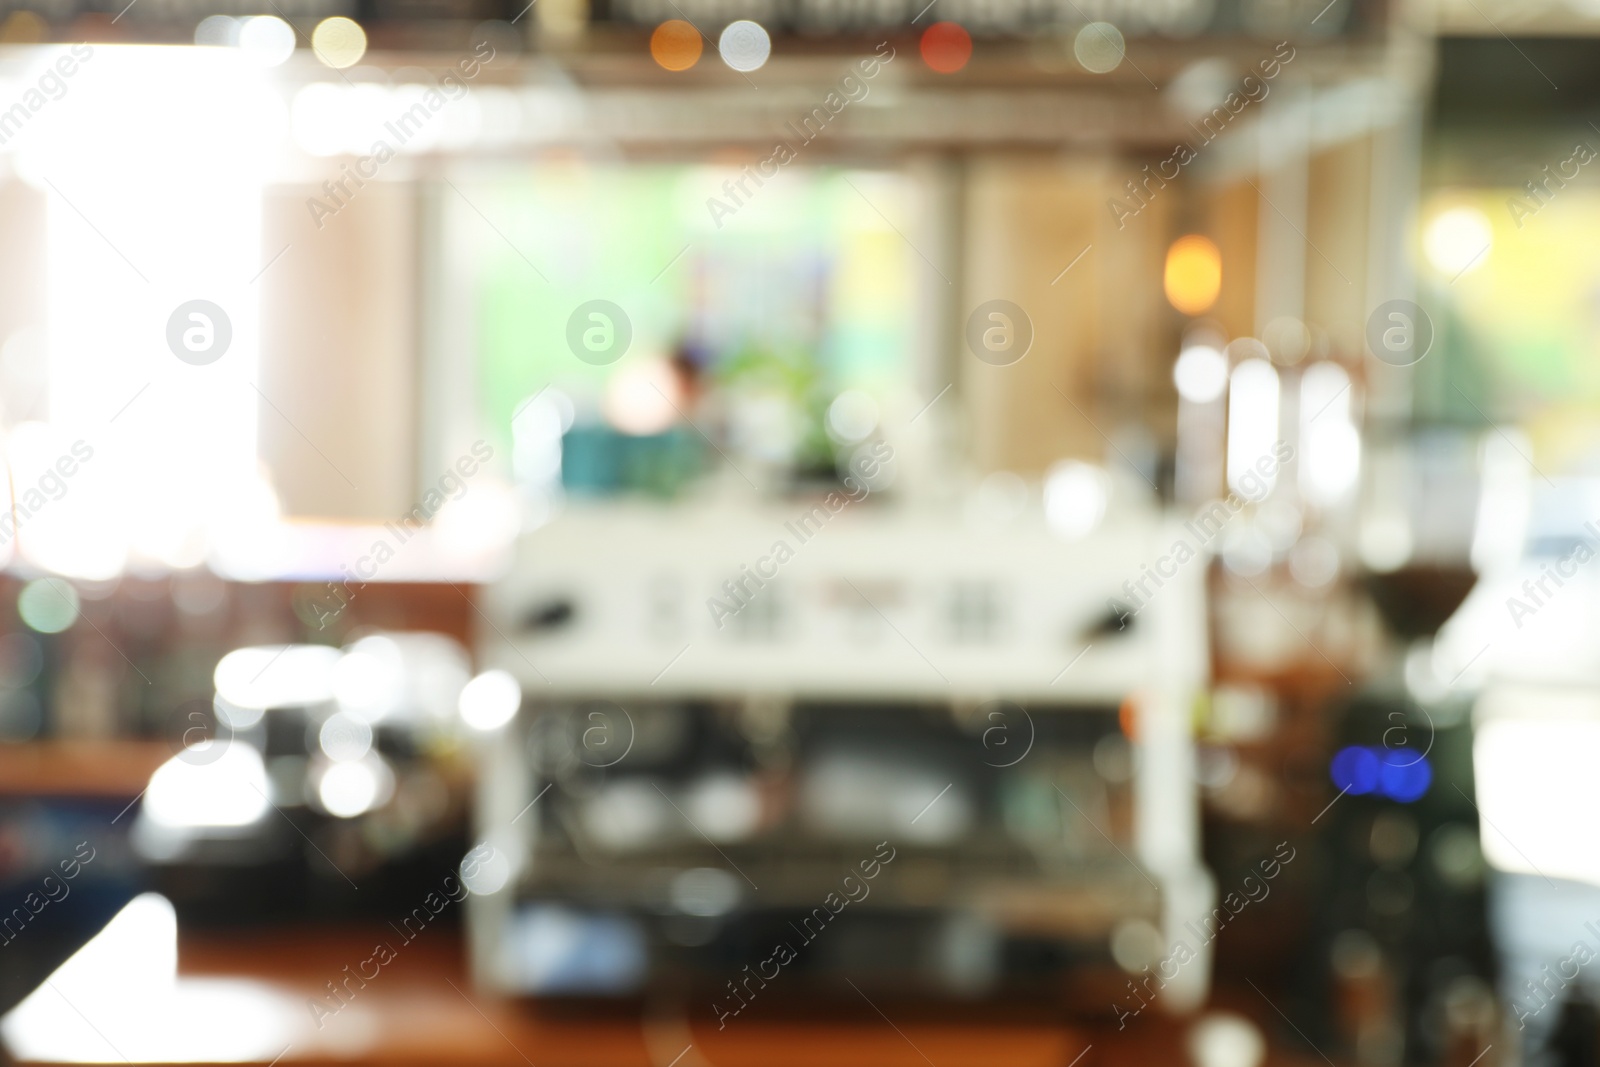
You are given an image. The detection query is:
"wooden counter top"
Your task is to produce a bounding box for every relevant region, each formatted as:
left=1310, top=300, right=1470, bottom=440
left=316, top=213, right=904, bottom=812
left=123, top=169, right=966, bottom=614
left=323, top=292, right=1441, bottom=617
left=0, top=740, right=170, bottom=797
left=2, top=921, right=1330, bottom=1067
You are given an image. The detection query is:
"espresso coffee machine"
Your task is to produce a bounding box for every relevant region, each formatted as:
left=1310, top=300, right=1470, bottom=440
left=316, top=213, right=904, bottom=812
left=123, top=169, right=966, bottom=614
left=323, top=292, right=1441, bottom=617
left=466, top=501, right=1213, bottom=1019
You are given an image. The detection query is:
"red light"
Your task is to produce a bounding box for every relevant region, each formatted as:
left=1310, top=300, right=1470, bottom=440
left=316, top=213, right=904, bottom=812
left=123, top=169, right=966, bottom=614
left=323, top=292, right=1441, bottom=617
left=920, top=21, right=971, bottom=74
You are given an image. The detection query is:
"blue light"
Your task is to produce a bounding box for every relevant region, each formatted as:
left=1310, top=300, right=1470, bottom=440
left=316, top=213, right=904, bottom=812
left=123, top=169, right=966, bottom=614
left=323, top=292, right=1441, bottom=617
left=1330, top=745, right=1380, bottom=795
left=1377, top=749, right=1432, bottom=803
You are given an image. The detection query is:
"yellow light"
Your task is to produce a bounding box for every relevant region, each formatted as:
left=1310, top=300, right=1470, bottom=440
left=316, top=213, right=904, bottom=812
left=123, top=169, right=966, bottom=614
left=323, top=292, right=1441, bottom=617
left=311, top=16, right=367, bottom=69
left=650, top=20, right=702, bottom=71
left=1164, top=234, right=1222, bottom=316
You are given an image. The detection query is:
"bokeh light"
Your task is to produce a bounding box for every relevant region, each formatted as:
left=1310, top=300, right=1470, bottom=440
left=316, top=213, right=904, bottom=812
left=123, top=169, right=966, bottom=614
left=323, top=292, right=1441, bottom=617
left=215, top=645, right=340, bottom=710
left=1173, top=344, right=1228, bottom=403
left=1188, top=1014, right=1267, bottom=1067
left=651, top=20, right=702, bottom=71
left=604, top=358, right=683, bottom=436
left=1074, top=21, right=1125, bottom=74
left=193, top=14, right=240, bottom=46
left=717, top=20, right=770, bottom=72
left=459, top=669, right=521, bottom=731
left=1043, top=460, right=1110, bottom=540
left=1378, top=749, right=1432, bottom=803
left=460, top=841, right=511, bottom=895
left=1330, top=745, right=1379, bottom=795
left=239, top=15, right=296, bottom=67
left=1423, top=205, right=1492, bottom=277
left=311, top=17, right=367, bottom=69
left=145, top=745, right=269, bottom=828
left=826, top=390, right=878, bottom=444
left=1330, top=745, right=1433, bottom=803
left=920, top=22, right=972, bottom=74
left=317, top=756, right=392, bottom=817
left=18, top=578, right=78, bottom=634
left=319, top=712, right=374, bottom=762
left=1164, top=234, right=1223, bottom=315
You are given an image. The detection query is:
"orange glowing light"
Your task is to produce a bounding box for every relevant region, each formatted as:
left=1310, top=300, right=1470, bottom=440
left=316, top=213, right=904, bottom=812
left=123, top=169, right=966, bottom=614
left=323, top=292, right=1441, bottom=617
left=650, top=20, right=702, bottom=71
left=920, top=21, right=971, bottom=74
left=1163, top=234, right=1222, bottom=315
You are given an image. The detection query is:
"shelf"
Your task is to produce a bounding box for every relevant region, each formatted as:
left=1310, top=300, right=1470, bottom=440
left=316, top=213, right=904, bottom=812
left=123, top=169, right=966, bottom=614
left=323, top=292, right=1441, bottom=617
left=0, top=740, right=170, bottom=798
